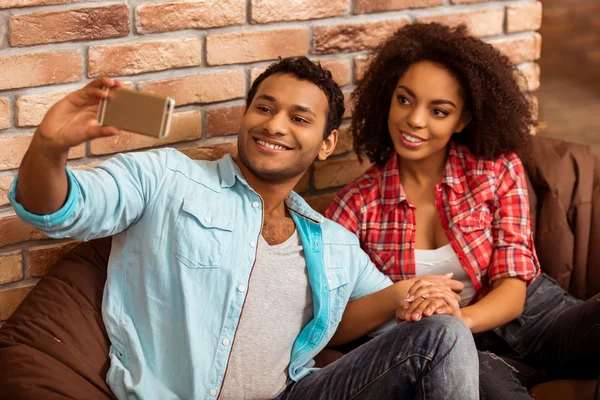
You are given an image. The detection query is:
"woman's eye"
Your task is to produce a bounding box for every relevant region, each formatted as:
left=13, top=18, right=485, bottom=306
left=433, top=109, right=449, bottom=117
left=292, top=117, right=308, bottom=123
left=397, top=96, right=410, bottom=105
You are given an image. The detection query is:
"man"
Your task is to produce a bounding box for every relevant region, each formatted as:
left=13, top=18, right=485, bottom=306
left=10, top=57, right=478, bottom=399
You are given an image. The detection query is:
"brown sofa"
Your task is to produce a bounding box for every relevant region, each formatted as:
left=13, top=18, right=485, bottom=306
left=0, top=136, right=599, bottom=400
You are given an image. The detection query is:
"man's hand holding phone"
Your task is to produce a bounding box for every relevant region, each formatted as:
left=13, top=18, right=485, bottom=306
left=36, top=78, right=125, bottom=156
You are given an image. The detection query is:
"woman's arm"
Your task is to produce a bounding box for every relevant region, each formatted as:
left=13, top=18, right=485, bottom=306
left=460, top=277, right=526, bottom=333
left=460, top=153, right=538, bottom=333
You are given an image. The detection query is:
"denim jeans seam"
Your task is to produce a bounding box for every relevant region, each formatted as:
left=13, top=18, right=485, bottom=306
left=347, top=354, right=433, bottom=400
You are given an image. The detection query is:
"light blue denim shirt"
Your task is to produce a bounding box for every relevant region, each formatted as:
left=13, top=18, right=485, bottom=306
left=9, top=149, right=393, bottom=400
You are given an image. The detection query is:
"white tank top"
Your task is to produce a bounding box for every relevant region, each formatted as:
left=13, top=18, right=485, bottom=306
left=414, top=244, right=475, bottom=307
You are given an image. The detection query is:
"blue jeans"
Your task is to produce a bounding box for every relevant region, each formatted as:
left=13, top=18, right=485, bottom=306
left=276, top=315, right=479, bottom=400
left=476, top=273, right=600, bottom=399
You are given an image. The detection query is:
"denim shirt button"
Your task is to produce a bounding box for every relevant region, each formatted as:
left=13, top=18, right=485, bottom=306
left=209, top=389, right=217, bottom=396
left=252, top=201, right=260, bottom=208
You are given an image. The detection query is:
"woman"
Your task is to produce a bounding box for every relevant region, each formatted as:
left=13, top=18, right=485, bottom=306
left=326, top=23, right=599, bottom=397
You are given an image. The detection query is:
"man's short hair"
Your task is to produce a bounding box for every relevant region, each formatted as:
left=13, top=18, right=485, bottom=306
left=246, top=56, right=345, bottom=138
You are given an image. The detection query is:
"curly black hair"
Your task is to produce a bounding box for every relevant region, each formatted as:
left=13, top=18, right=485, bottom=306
left=246, top=56, right=345, bottom=139
left=352, top=23, right=534, bottom=167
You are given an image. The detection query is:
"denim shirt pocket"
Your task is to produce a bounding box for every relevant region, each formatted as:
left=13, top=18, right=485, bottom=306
left=325, top=268, right=350, bottom=326
left=172, top=197, right=234, bottom=268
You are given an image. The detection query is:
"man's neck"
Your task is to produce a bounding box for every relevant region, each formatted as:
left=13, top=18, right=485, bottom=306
left=234, top=158, right=300, bottom=218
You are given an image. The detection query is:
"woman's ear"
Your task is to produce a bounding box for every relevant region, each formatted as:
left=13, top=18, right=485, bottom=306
left=317, top=129, right=339, bottom=161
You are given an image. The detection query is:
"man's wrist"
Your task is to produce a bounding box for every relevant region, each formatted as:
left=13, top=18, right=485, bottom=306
left=31, top=130, right=69, bottom=165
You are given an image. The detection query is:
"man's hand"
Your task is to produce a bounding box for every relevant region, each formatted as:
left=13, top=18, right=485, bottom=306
left=36, top=77, right=124, bottom=154
left=15, top=77, right=125, bottom=215
left=396, top=278, right=462, bottom=322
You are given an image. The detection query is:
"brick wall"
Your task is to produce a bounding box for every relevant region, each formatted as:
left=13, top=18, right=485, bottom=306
left=0, top=0, right=542, bottom=324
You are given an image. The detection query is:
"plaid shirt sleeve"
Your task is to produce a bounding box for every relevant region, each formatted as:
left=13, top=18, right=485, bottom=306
left=324, top=186, right=362, bottom=238
left=488, top=153, right=540, bottom=285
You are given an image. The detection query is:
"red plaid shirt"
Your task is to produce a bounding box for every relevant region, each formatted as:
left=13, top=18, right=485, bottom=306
left=325, top=142, right=540, bottom=302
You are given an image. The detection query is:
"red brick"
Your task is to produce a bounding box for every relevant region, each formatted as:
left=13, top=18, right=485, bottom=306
left=138, top=70, right=245, bottom=106
left=294, top=171, right=310, bottom=193
left=517, top=63, right=541, bottom=92
left=0, top=284, right=34, bottom=320
left=355, top=0, right=442, bottom=14
left=206, top=105, right=245, bottom=137
left=0, top=98, right=10, bottom=130
left=313, top=155, right=369, bottom=190
left=416, top=9, right=504, bottom=37
left=304, top=192, right=336, bottom=215
left=250, top=58, right=351, bottom=86
left=0, top=176, right=13, bottom=207
left=507, top=2, right=542, bottom=33
left=489, top=33, right=542, bottom=64
left=28, top=241, right=80, bottom=277
left=136, top=0, right=245, bottom=34
left=90, top=110, right=202, bottom=155
left=0, top=215, right=47, bottom=249
left=207, top=29, right=309, bottom=66
left=313, top=18, right=410, bottom=54
left=0, top=250, right=23, bottom=284
left=0, top=0, right=74, bottom=9
left=0, top=50, right=82, bottom=91
left=16, top=90, right=68, bottom=127
left=320, top=59, right=352, bottom=86
left=529, top=94, right=539, bottom=120
left=88, top=38, right=202, bottom=78
left=180, top=139, right=238, bottom=161
left=10, top=5, right=129, bottom=47
left=333, top=124, right=353, bottom=156
left=354, top=55, right=371, bottom=81
left=252, top=0, right=349, bottom=23
left=343, top=90, right=353, bottom=119
left=0, top=134, right=83, bottom=172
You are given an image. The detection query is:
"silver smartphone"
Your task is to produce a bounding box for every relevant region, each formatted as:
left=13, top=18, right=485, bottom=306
left=97, top=87, right=175, bottom=139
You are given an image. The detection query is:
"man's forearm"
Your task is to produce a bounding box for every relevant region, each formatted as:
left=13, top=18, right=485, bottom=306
left=461, top=277, right=526, bottom=334
left=328, top=280, right=412, bottom=348
left=15, top=132, right=70, bottom=215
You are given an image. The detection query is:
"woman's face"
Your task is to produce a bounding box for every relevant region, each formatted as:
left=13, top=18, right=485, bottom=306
left=388, top=60, right=470, bottom=162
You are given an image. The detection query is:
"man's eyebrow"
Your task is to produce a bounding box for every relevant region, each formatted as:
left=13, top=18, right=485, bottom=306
left=292, top=105, right=316, bottom=117
left=257, top=94, right=276, bottom=103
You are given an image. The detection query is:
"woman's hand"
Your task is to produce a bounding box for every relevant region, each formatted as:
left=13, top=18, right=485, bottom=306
left=396, top=278, right=462, bottom=322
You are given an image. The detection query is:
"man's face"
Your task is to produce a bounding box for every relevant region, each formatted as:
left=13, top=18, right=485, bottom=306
left=237, top=73, right=337, bottom=183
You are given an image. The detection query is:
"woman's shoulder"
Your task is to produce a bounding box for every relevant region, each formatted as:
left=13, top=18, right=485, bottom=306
left=325, top=162, right=386, bottom=218
left=452, top=143, right=524, bottom=179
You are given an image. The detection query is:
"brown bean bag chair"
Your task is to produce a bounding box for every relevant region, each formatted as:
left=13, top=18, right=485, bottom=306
left=0, top=238, right=115, bottom=400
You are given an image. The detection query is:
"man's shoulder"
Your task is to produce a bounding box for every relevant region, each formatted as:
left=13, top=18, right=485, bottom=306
left=159, top=149, right=230, bottom=191
left=321, top=217, right=361, bottom=247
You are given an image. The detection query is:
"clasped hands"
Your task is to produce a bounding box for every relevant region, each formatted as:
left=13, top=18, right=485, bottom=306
left=396, top=274, right=472, bottom=328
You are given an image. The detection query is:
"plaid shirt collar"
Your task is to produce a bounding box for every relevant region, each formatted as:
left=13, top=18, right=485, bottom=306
left=377, top=142, right=469, bottom=215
